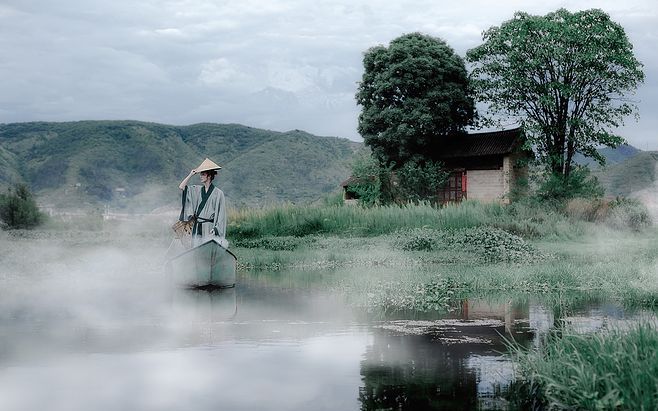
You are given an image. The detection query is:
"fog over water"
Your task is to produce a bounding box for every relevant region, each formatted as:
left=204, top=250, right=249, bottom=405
left=0, top=227, right=655, bottom=410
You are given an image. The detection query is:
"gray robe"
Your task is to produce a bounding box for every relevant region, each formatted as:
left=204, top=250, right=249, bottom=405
left=180, top=184, right=227, bottom=247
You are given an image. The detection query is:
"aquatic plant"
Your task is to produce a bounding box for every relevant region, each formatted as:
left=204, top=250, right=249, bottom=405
left=508, top=323, right=658, bottom=410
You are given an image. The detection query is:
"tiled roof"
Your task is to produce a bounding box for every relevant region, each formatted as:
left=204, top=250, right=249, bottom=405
left=436, top=127, right=524, bottom=159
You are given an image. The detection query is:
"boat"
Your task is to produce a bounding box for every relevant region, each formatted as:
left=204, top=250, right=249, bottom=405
left=166, top=238, right=237, bottom=288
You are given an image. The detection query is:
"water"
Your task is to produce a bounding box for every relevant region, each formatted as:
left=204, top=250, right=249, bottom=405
left=0, top=236, right=654, bottom=410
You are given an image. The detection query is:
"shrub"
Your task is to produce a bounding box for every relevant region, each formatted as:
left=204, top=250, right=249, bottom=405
left=451, top=226, right=543, bottom=263
left=0, top=184, right=45, bottom=229
left=564, top=198, right=609, bottom=222
left=395, top=159, right=449, bottom=205
left=606, top=197, right=652, bottom=231
left=536, top=166, right=604, bottom=203
left=392, top=228, right=441, bottom=251
left=392, top=226, right=547, bottom=263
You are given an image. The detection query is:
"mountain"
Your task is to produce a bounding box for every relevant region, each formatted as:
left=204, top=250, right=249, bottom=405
left=593, top=151, right=658, bottom=198
left=0, top=121, right=361, bottom=211
left=574, top=144, right=642, bottom=168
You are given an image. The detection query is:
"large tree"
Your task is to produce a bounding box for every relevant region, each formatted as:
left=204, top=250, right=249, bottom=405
left=356, top=33, right=476, bottom=167
left=466, top=8, right=644, bottom=179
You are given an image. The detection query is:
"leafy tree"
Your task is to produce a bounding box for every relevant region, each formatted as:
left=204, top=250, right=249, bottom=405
left=466, top=9, right=644, bottom=180
left=0, top=184, right=45, bottom=229
left=347, top=150, right=392, bottom=207
left=356, top=33, right=476, bottom=167
left=536, top=166, right=604, bottom=203
left=396, top=159, right=449, bottom=204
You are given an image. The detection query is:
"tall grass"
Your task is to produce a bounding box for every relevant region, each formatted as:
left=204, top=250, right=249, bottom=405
left=228, top=200, right=584, bottom=240
left=509, top=323, right=658, bottom=410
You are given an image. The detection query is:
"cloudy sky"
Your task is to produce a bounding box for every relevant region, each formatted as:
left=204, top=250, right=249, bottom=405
left=1, top=0, right=656, bottom=149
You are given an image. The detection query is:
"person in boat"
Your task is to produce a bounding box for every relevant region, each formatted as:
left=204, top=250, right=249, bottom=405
left=178, top=158, right=228, bottom=248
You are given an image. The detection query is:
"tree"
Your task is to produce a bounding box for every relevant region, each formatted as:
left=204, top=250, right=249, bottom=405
left=0, top=184, right=45, bottom=229
left=356, top=33, right=476, bottom=167
left=347, top=150, right=392, bottom=207
left=466, top=9, right=644, bottom=180
left=396, top=159, right=449, bottom=204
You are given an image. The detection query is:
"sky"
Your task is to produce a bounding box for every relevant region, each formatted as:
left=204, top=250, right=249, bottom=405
left=1, top=0, right=656, bottom=149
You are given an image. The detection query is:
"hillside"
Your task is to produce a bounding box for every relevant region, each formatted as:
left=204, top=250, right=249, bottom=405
left=0, top=121, right=361, bottom=210
left=574, top=144, right=641, bottom=168
left=594, top=151, right=658, bottom=221
left=594, top=151, right=658, bottom=197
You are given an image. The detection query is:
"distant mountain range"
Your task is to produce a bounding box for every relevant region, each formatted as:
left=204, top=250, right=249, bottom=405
left=593, top=150, right=658, bottom=198
left=0, top=121, right=653, bottom=212
left=573, top=144, right=642, bottom=168
left=0, top=121, right=360, bottom=211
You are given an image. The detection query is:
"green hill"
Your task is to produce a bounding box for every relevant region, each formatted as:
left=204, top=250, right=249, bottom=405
left=574, top=144, right=641, bottom=168
left=594, top=151, right=658, bottom=198
left=0, top=121, right=360, bottom=210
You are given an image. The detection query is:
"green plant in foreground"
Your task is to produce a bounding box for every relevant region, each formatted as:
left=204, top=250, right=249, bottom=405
left=0, top=184, right=45, bottom=229
left=508, top=323, right=658, bottom=410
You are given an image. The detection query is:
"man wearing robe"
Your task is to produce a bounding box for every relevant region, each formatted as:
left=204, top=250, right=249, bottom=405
left=178, top=158, right=228, bottom=248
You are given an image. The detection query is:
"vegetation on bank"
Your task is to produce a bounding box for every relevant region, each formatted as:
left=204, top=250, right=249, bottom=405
left=508, top=323, right=658, bottom=410
left=228, top=196, right=651, bottom=241
left=0, top=184, right=45, bottom=229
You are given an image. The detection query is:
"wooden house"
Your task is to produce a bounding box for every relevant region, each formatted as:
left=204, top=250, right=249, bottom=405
left=434, top=127, right=531, bottom=204
left=342, top=127, right=531, bottom=205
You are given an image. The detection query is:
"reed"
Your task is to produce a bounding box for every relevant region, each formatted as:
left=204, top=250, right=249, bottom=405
left=227, top=201, right=585, bottom=240
left=508, top=323, right=658, bottom=410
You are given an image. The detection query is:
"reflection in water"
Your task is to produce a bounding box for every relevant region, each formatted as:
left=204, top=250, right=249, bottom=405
left=0, top=247, right=656, bottom=411
left=359, top=300, right=533, bottom=410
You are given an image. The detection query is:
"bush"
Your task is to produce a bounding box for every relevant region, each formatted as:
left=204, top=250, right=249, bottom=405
left=395, top=159, right=449, bottom=205
left=392, top=226, right=547, bottom=263
left=393, top=228, right=442, bottom=251
left=564, top=198, right=609, bottom=222
left=536, top=166, right=604, bottom=203
left=606, top=197, right=652, bottom=231
left=0, top=184, right=45, bottom=229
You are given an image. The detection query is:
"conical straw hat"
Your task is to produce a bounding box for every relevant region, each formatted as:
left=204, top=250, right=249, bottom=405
left=195, top=158, right=222, bottom=172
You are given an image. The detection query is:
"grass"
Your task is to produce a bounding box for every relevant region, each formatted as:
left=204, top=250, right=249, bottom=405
left=228, top=200, right=587, bottom=240
left=508, top=322, right=658, bottom=410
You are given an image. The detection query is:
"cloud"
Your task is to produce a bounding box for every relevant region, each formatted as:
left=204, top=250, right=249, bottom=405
left=1, top=0, right=657, bottom=147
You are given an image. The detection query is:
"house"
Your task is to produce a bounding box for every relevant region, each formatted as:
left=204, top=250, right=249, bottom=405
left=342, top=127, right=531, bottom=205
left=434, top=127, right=531, bottom=204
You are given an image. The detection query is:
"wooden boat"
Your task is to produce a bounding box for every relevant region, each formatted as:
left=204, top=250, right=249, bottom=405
left=166, top=238, right=237, bottom=288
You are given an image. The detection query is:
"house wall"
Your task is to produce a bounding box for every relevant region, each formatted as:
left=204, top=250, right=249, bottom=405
left=465, top=154, right=530, bottom=204
left=466, top=168, right=506, bottom=202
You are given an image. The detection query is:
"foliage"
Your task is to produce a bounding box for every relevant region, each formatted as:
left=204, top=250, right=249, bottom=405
left=392, top=226, right=547, bottom=263
left=536, top=166, right=604, bottom=203
left=356, top=32, right=476, bottom=167
left=467, top=8, right=644, bottom=180
left=0, top=184, right=45, bottom=229
left=606, top=197, right=652, bottom=231
left=346, top=150, right=390, bottom=207
left=395, top=159, right=449, bottom=204
left=509, top=323, right=658, bottom=410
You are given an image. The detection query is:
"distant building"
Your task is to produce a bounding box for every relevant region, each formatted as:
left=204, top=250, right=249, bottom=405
left=342, top=127, right=532, bottom=205
left=434, top=127, right=531, bottom=204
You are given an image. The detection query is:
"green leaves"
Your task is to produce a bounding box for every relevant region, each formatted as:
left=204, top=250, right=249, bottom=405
left=467, top=8, right=644, bottom=180
left=0, top=184, right=44, bottom=229
left=356, top=32, right=476, bottom=166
